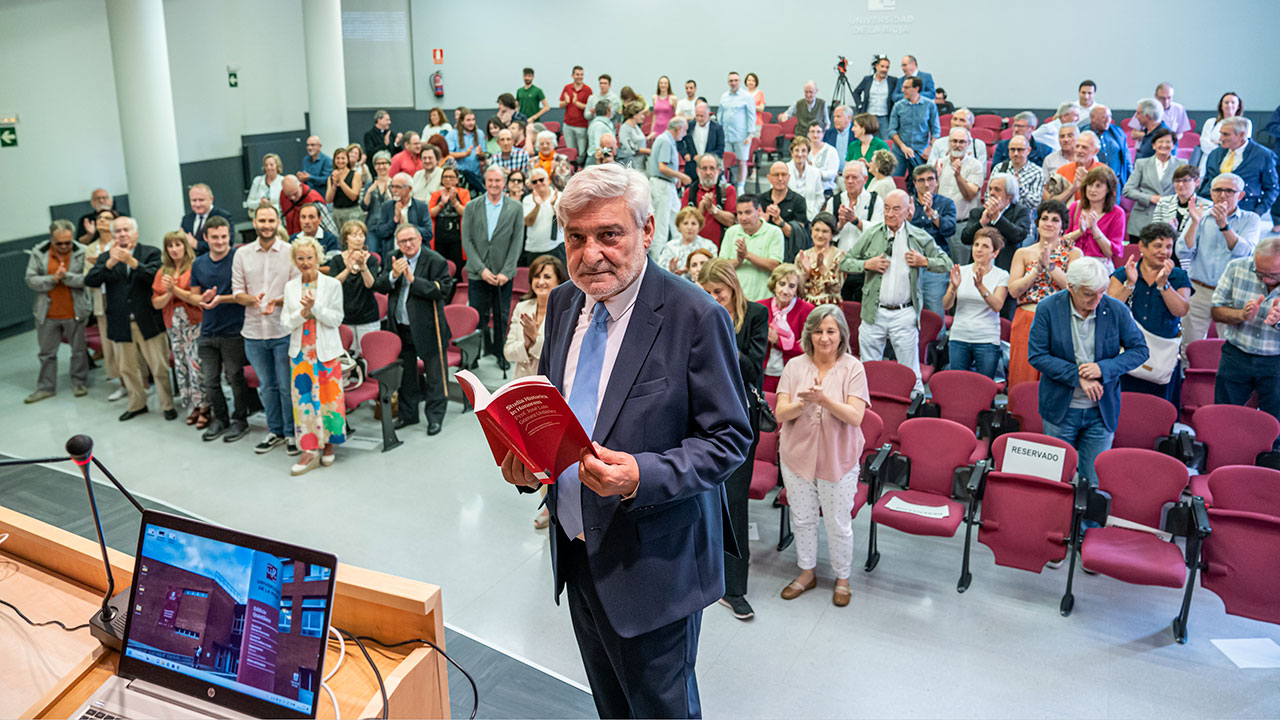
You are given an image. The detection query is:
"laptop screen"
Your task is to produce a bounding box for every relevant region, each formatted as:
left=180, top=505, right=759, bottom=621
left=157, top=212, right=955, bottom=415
left=119, top=512, right=337, bottom=719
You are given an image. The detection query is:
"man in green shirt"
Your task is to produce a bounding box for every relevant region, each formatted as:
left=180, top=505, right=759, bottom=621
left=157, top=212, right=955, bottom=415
left=719, top=195, right=784, bottom=301
left=517, top=67, right=549, bottom=123
left=839, top=188, right=950, bottom=390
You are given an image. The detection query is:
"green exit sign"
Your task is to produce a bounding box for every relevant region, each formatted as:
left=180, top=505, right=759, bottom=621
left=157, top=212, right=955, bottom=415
left=228, top=71, right=238, bottom=88
left=0, top=126, right=16, bottom=148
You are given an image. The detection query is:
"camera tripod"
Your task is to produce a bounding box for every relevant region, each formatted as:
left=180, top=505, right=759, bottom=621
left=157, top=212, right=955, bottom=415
left=832, top=69, right=857, bottom=110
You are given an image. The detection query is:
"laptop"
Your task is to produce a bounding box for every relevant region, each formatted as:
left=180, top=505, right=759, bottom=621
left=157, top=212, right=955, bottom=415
left=74, top=510, right=338, bottom=720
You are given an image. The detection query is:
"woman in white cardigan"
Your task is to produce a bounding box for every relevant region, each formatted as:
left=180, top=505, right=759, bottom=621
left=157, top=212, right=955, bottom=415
left=282, top=237, right=347, bottom=476
left=503, top=253, right=567, bottom=529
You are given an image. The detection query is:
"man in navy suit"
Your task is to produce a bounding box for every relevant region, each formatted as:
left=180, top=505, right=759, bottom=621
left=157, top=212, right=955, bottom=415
left=677, top=101, right=725, bottom=178
left=890, top=54, right=935, bottom=103
left=501, top=164, right=752, bottom=719
left=1200, top=116, right=1280, bottom=222
left=1028, top=257, right=1148, bottom=485
left=180, top=183, right=234, bottom=255
left=370, top=173, right=432, bottom=258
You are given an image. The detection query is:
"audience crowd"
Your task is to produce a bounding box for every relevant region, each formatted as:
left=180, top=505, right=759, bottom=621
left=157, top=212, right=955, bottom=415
left=23, top=58, right=1280, bottom=620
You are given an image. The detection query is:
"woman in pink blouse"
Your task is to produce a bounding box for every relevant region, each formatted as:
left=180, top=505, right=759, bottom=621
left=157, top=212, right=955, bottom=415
left=775, top=304, right=870, bottom=607
left=1065, top=166, right=1126, bottom=271
left=650, top=76, right=677, bottom=138
left=759, top=263, right=815, bottom=393
left=745, top=73, right=766, bottom=132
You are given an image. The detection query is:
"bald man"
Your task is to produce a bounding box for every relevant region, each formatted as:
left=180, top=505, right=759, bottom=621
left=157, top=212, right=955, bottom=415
left=1079, top=105, right=1131, bottom=186
left=297, top=135, right=332, bottom=193
left=779, top=81, right=830, bottom=138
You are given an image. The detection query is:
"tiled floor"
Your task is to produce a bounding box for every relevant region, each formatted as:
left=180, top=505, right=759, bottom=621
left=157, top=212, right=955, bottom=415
left=2, top=328, right=1277, bottom=718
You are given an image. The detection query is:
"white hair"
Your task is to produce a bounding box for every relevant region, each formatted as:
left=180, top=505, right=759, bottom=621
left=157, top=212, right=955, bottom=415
left=556, top=164, right=652, bottom=229
left=109, top=216, right=137, bottom=233
left=392, top=172, right=413, bottom=185
left=1256, top=236, right=1280, bottom=257
left=528, top=167, right=550, bottom=182
left=949, top=126, right=972, bottom=144
left=834, top=105, right=851, bottom=120
left=1066, top=256, right=1109, bottom=291
left=536, top=130, right=557, bottom=146
left=1136, top=98, right=1163, bottom=122
left=843, top=161, right=867, bottom=178
left=1213, top=172, right=1245, bottom=192
left=1078, top=130, right=1101, bottom=151
left=697, top=153, right=722, bottom=170
left=484, top=165, right=506, bottom=179
left=1057, top=102, right=1080, bottom=118
left=1220, top=116, right=1253, bottom=136
left=988, top=172, right=1020, bottom=205
left=667, top=116, right=687, bottom=132
left=1013, top=111, right=1038, bottom=128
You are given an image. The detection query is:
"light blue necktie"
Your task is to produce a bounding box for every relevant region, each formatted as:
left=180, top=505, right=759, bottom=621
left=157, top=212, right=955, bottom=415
left=557, top=302, right=610, bottom=539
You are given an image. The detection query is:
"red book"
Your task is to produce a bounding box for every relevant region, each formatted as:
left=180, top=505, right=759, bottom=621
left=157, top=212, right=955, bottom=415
left=455, top=370, right=596, bottom=483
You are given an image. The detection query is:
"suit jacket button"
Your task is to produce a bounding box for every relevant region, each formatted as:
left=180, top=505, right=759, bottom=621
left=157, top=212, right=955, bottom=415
left=589, top=527, right=601, bottom=532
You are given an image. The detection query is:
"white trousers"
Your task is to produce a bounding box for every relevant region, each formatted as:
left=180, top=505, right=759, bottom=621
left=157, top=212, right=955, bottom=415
left=649, top=176, right=679, bottom=259
left=782, top=462, right=861, bottom=579
left=859, top=306, right=923, bottom=393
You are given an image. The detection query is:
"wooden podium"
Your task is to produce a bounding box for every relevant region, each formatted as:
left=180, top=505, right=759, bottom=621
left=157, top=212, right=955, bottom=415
left=0, top=506, right=450, bottom=719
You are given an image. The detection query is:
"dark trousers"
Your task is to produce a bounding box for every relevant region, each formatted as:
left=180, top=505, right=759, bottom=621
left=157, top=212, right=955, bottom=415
left=394, top=323, right=448, bottom=425
left=1216, top=341, right=1280, bottom=449
left=560, top=531, right=703, bottom=719
left=520, top=243, right=566, bottom=269
left=468, top=280, right=513, bottom=357
left=435, top=231, right=465, bottom=283
left=723, top=433, right=756, bottom=598
left=197, top=334, right=249, bottom=424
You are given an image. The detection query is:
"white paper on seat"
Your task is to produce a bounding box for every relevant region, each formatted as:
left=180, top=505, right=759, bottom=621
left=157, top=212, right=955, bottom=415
left=1211, top=638, right=1280, bottom=669
left=1002, top=438, right=1066, bottom=481
left=885, top=496, right=950, bottom=519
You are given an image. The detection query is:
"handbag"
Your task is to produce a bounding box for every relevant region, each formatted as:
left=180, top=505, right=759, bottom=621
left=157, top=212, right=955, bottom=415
left=751, top=386, right=778, bottom=433
left=1123, top=282, right=1181, bottom=385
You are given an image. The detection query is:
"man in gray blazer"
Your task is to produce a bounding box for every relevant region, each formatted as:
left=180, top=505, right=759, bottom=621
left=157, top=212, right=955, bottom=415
left=1122, top=127, right=1185, bottom=238
left=462, top=166, right=525, bottom=371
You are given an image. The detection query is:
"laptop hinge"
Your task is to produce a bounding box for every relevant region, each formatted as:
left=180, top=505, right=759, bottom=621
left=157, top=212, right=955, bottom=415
left=125, top=678, right=255, bottom=719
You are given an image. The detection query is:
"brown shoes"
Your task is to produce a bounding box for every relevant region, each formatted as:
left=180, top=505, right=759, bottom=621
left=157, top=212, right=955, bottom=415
left=833, top=585, right=851, bottom=607
left=780, top=576, right=818, bottom=600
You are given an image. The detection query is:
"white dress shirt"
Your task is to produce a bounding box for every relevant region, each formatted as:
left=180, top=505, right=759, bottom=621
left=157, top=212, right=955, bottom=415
left=786, top=160, right=827, bottom=220
left=934, top=154, right=986, bottom=219
left=231, top=239, right=300, bottom=340
left=692, top=122, right=710, bottom=156
left=868, top=78, right=890, bottom=116
left=878, top=224, right=912, bottom=306
left=835, top=190, right=886, bottom=252
left=562, top=262, right=647, bottom=423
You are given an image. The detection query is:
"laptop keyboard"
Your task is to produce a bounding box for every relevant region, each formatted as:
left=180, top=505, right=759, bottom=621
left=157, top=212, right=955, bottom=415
left=79, top=711, right=125, bottom=720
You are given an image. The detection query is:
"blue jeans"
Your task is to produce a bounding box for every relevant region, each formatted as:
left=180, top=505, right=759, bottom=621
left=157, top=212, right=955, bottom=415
left=949, top=341, right=1001, bottom=378
left=244, top=336, right=293, bottom=437
left=1216, top=341, right=1280, bottom=450
left=1041, top=406, right=1113, bottom=486
left=918, top=270, right=949, bottom=340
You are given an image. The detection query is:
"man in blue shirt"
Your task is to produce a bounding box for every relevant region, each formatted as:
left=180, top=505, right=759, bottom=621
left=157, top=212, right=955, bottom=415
left=297, top=136, right=332, bottom=194
left=888, top=76, right=940, bottom=177
left=719, top=72, right=756, bottom=194
left=890, top=54, right=936, bottom=103
left=1079, top=105, right=1131, bottom=187
left=187, top=216, right=250, bottom=443
left=909, top=164, right=956, bottom=332
left=648, top=116, right=691, bottom=254
left=1177, top=172, right=1264, bottom=362
left=824, top=106, right=854, bottom=175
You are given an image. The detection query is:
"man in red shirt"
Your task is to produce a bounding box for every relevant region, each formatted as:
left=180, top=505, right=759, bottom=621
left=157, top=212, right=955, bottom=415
left=559, top=66, right=591, bottom=164
left=681, top=154, right=738, bottom=248
left=390, top=131, right=424, bottom=178
left=280, top=175, right=328, bottom=236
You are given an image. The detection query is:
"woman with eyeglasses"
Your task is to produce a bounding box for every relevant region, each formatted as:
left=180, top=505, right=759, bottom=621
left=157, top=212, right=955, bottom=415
left=428, top=167, right=471, bottom=282
left=362, top=150, right=394, bottom=226
left=506, top=169, right=527, bottom=201
left=1152, top=165, right=1211, bottom=270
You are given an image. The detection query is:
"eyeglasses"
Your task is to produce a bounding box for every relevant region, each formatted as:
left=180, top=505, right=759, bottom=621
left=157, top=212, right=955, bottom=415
left=529, top=178, right=547, bottom=185
left=1210, top=187, right=1239, bottom=194
left=1256, top=271, right=1280, bottom=281
left=390, top=183, right=408, bottom=189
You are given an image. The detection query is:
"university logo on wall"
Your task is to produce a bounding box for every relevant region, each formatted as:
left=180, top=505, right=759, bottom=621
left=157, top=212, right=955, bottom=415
left=266, top=564, right=278, bottom=581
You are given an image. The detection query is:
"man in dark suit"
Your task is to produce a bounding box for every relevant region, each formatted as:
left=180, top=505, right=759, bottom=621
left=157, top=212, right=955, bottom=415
left=852, top=55, right=898, bottom=137
left=677, top=102, right=725, bottom=178
left=1200, top=116, right=1280, bottom=221
left=500, top=164, right=752, bottom=719
left=1028, top=257, right=1148, bottom=485
left=84, top=216, right=175, bottom=421
left=362, top=109, right=402, bottom=173
left=371, top=172, right=432, bottom=258
left=461, top=166, right=524, bottom=370
left=959, top=172, right=1031, bottom=273
left=180, top=183, right=234, bottom=256
left=372, top=223, right=453, bottom=435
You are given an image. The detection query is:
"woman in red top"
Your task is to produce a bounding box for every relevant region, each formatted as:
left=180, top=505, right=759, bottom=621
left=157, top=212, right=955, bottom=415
left=428, top=167, right=472, bottom=281
left=1065, top=166, right=1126, bottom=272
left=759, top=263, right=816, bottom=393
left=151, top=230, right=205, bottom=426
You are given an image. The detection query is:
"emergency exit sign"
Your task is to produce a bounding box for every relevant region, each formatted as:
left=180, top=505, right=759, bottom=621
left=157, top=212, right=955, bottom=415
left=0, top=127, right=16, bottom=148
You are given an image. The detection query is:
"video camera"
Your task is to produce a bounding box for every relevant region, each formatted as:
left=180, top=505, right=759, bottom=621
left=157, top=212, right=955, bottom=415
left=836, top=56, right=848, bottom=75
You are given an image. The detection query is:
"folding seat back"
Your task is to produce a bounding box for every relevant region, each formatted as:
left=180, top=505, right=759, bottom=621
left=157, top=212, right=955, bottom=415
left=928, top=370, right=998, bottom=431
left=1113, top=392, right=1178, bottom=450
left=1006, top=381, right=1042, bottom=434
left=1201, top=508, right=1280, bottom=625
left=1193, top=405, right=1280, bottom=471
left=1206, top=465, right=1280, bottom=515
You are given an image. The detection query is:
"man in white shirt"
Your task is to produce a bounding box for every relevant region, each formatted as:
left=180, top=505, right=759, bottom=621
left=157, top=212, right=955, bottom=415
left=719, top=72, right=757, bottom=194
left=521, top=168, right=564, bottom=266
left=231, top=205, right=301, bottom=455
left=1033, top=102, right=1081, bottom=152
left=1042, top=123, right=1079, bottom=177
left=676, top=80, right=698, bottom=120
left=925, top=108, right=987, bottom=166
left=833, top=162, right=885, bottom=301
left=585, top=74, right=621, bottom=119
left=1077, top=80, right=1097, bottom=114
left=411, top=146, right=443, bottom=202
left=933, top=128, right=985, bottom=238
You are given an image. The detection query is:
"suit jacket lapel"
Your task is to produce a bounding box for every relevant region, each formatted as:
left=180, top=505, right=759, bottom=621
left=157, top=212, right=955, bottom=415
left=593, top=263, right=664, bottom=442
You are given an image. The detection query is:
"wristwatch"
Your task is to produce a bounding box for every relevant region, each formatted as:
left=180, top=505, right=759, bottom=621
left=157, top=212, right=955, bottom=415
left=1218, top=224, right=1230, bottom=232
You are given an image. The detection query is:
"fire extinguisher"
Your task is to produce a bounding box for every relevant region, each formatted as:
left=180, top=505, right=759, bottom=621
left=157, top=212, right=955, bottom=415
left=432, top=71, right=444, bottom=98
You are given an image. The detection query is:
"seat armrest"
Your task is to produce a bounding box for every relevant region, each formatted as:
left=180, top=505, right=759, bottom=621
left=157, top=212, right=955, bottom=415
left=369, top=358, right=403, bottom=386
left=1191, top=495, right=1211, bottom=538
left=965, top=460, right=988, bottom=498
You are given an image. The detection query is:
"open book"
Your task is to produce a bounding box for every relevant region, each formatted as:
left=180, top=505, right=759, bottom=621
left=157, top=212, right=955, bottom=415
left=455, top=370, right=597, bottom=483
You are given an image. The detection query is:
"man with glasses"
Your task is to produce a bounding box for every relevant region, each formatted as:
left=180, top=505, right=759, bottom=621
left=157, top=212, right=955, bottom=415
left=363, top=110, right=403, bottom=173
left=1212, top=235, right=1280, bottom=447
left=371, top=173, right=432, bottom=258
left=25, top=220, right=90, bottom=403
left=1178, top=172, right=1264, bottom=358
left=992, top=112, right=1051, bottom=167
left=839, top=189, right=951, bottom=392
left=718, top=72, right=756, bottom=194
left=297, top=136, right=332, bottom=194
left=374, top=224, right=454, bottom=436
left=992, top=135, right=1046, bottom=218
left=888, top=76, right=940, bottom=177
left=1200, top=117, right=1279, bottom=223
left=761, top=161, right=810, bottom=257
